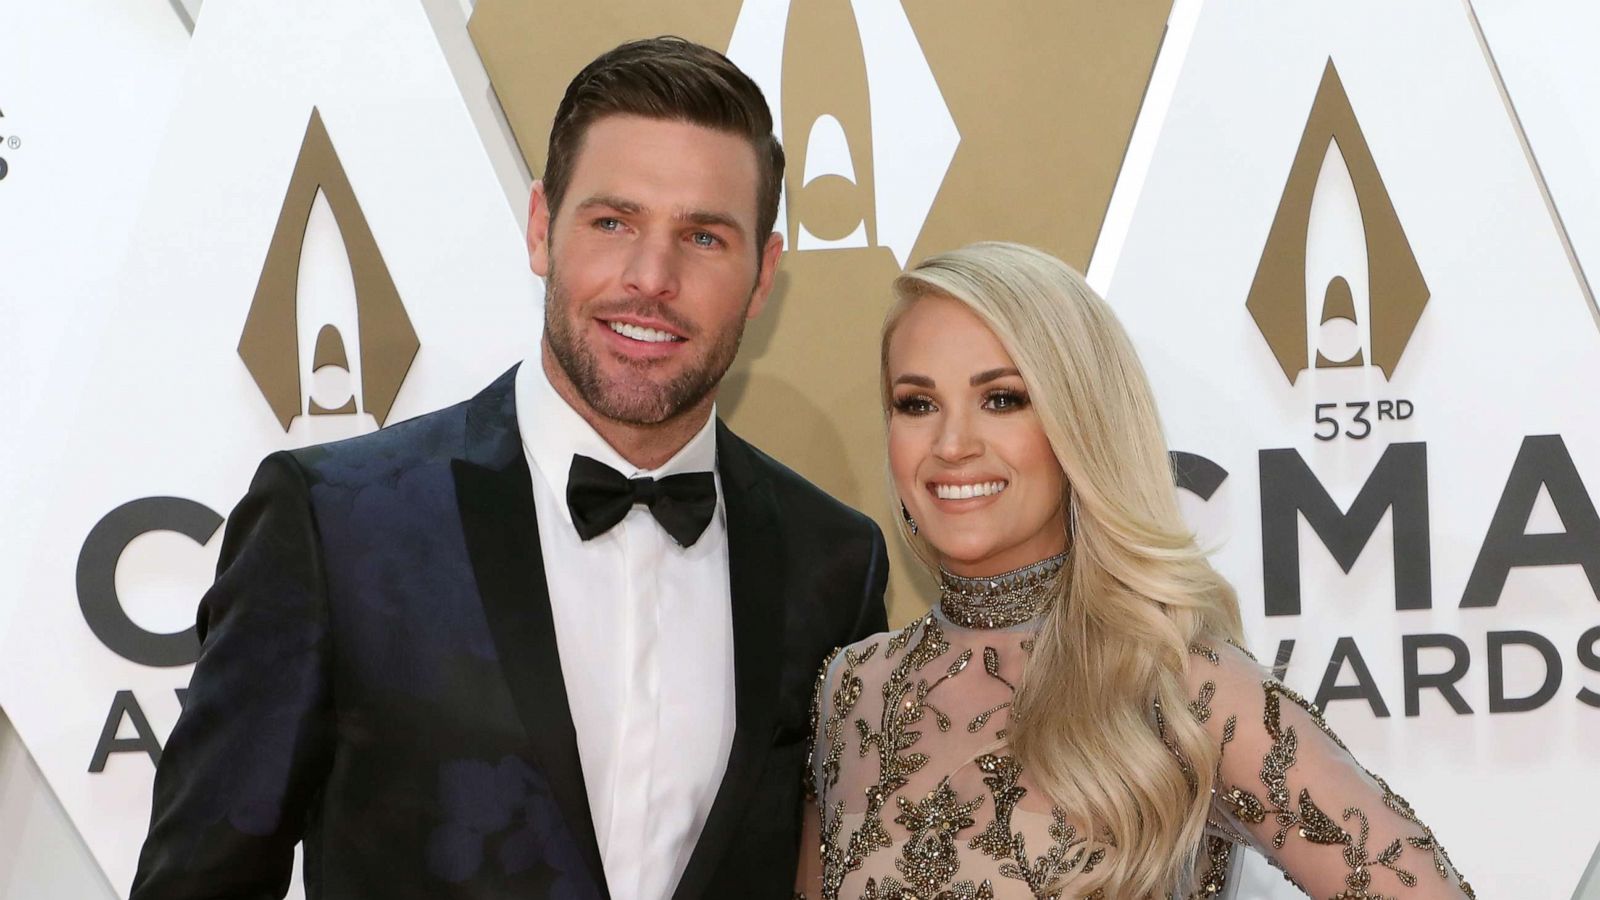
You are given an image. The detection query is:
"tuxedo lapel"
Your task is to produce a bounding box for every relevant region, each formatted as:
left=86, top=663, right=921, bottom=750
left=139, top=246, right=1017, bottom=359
left=451, top=366, right=609, bottom=897
left=672, top=423, right=788, bottom=900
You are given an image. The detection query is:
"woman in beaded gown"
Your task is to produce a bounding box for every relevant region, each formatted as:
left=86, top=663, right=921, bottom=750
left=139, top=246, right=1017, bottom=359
left=794, top=243, right=1474, bottom=900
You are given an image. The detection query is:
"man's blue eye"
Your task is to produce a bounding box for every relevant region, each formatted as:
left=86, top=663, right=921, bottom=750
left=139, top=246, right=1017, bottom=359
left=691, top=232, right=719, bottom=248
left=595, top=217, right=621, bottom=231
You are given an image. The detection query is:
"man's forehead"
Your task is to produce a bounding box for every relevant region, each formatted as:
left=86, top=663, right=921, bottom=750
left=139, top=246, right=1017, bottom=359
left=561, top=115, right=762, bottom=228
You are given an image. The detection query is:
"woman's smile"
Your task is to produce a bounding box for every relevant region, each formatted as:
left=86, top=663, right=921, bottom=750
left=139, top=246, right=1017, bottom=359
left=927, top=478, right=1009, bottom=502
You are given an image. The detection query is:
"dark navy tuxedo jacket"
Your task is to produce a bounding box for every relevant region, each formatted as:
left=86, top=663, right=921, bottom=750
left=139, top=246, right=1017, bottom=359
left=131, top=367, right=889, bottom=899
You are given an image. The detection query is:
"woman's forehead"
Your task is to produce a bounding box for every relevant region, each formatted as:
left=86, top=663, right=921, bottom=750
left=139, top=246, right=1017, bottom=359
left=888, top=296, right=1015, bottom=375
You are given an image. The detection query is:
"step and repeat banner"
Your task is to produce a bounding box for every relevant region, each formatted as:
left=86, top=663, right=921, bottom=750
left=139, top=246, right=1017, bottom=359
left=3, top=1, right=1597, bottom=897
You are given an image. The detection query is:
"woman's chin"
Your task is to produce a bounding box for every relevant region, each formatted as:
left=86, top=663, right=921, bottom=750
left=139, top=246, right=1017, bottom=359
left=929, top=532, right=1067, bottom=578
left=926, top=537, right=1007, bottom=574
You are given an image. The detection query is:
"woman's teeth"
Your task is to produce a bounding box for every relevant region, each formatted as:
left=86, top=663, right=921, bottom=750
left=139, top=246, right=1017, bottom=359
left=608, top=321, right=681, bottom=343
left=933, top=481, right=1007, bottom=500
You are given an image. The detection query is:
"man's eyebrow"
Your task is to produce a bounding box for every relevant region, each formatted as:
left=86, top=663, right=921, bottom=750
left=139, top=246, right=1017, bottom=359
left=970, top=367, right=1021, bottom=386
left=574, top=194, right=644, bottom=215
left=677, top=208, right=745, bottom=234
left=572, top=195, right=746, bottom=236
left=892, top=374, right=935, bottom=388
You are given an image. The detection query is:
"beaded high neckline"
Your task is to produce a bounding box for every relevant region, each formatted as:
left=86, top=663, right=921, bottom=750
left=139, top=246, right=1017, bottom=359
left=937, top=551, right=1068, bottom=629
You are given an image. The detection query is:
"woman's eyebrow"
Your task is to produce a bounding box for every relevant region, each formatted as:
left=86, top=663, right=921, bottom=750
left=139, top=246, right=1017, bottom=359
left=970, top=367, right=1021, bottom=386
left=892, top=373, right=935, bottom=388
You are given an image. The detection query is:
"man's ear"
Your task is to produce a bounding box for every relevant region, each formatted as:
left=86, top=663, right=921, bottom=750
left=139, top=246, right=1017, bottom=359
left=527, top=181, right=552, bottom=277
left=746, top=231, right=785, bottom=320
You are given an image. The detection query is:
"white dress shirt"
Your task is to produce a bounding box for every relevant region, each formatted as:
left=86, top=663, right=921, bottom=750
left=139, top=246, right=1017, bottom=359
left=514, top=359, right=736, bottom=900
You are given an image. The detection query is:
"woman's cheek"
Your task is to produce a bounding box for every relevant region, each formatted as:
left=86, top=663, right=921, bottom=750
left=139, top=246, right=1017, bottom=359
left=886, top=427, right=921, bottom=502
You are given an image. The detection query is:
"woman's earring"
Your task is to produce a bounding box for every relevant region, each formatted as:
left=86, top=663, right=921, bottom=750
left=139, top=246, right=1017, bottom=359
left=900, top=502, right=919, bottom=536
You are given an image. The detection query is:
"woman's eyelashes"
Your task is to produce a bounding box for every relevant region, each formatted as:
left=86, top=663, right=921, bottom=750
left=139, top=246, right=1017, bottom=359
left=889, top=388, right=1031, bottom=416
left=891, top=393, right=937, bottom=416
left=982, top=389, right=1030, bottom=412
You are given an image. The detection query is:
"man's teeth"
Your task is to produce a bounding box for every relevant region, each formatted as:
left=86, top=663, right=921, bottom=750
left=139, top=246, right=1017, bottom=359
left=608, top=321, right=681, bottom=343
left=933, top=481, right=1007, bottom=500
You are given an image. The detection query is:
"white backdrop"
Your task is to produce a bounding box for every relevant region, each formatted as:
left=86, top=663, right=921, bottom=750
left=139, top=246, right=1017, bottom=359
left=4, top=1, right=1598, bottom=897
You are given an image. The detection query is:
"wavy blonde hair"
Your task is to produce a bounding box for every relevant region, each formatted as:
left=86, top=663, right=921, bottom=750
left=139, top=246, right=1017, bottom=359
left=881, top=242, right=1245, bottom=897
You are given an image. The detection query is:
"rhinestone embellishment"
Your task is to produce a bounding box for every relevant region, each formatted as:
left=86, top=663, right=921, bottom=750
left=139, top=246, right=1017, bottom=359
left=937, top=551, right=1068, bottom=629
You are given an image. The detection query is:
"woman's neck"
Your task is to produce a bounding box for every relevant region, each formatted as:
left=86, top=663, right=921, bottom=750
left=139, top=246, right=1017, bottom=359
left=936, top=550, right=1068, bottom=630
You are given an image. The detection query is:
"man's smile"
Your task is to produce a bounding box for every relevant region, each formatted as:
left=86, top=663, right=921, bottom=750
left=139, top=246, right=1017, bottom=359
left=604, top=318, right=686, bottom=344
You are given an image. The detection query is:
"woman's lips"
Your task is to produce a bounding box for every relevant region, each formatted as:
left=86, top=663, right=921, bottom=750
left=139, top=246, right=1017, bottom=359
left=927, top=480, right=1008, bottom=501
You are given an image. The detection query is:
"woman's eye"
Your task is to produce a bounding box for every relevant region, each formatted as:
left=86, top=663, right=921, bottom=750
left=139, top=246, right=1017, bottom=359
left=892, top=395, right=936, bottom=416
left=983, top=390, right=1030, bottom=412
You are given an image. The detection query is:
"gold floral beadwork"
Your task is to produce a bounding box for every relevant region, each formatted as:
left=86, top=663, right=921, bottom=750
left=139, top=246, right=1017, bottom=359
left=1188, top=835, right=1235, bottom=899
left=968, top=754, right=1107, bottom=898
left=804, top=622, right=1473, bottom=900
left=1214, top=679, right=1477, bottom=900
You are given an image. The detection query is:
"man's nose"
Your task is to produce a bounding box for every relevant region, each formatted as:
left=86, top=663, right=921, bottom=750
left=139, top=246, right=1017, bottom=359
left=621, top=232, right=681, bottom=300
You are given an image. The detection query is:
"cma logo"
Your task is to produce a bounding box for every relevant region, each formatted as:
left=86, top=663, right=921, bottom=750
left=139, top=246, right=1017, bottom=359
left=723, top=0, right=959, bottom=266
left=239, top=107, right=419, bottom=430
left=77, top=108, right=424, bottom=769
left=1247, top=60, right=1430, bottom=384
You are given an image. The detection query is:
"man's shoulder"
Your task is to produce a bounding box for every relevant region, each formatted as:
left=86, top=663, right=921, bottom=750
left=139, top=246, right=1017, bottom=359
left=286, top=401, right=466, bottom=484
left=281, top=365, right=519, bottom=488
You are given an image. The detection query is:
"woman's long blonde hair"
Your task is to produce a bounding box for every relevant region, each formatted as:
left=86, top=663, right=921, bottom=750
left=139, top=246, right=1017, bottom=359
left=881, top=242, right=1245, bottom=898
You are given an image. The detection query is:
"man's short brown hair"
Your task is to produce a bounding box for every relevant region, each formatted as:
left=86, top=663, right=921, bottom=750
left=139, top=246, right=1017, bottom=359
left=543, top=36, right=785, bottom=243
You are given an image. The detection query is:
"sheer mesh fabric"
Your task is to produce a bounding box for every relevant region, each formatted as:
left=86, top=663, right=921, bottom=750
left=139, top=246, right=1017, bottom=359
left=795, top=608, right=1475, bottom=900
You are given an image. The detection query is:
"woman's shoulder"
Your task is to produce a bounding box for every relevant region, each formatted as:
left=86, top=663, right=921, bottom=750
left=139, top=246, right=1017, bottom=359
left=1179, top=634, right=1352, bottom=758
left=1179, top=634, right=1296, bottom=730
left=810, top=612, right=945, bottom=713
left=1183, top=634, right=1269, bottom=691
left=818, top=612, right=935, bottom=680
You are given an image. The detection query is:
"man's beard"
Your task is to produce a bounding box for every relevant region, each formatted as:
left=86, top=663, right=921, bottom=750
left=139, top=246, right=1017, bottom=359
left=544, top=271, right=749, bottom=426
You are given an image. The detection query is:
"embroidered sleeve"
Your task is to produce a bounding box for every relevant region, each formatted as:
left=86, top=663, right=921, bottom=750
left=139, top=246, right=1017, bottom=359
left=800, top=641, right=882, bottom=900
left=797, top=646, right=846, bottom=900
left=1189, top=643, right=1476, bottom=899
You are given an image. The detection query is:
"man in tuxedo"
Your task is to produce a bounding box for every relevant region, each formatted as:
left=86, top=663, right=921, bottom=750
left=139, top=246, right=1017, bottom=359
left=132, top=37, right=889, bottom=900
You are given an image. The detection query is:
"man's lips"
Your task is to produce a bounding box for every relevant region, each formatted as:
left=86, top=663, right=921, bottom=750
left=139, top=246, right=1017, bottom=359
left=601, top=317, right=685, bottom=343
left=593, top=317, right=686, bottom=359
left=600, top=311, right=687, bottom=337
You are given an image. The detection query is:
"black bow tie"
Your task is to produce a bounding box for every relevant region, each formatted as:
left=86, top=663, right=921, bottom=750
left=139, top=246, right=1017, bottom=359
left=566, top=454, right=717, bottom=548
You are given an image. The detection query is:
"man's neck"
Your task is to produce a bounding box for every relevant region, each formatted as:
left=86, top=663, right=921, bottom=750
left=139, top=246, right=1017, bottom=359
left=540, top=348, right=712, bottom=472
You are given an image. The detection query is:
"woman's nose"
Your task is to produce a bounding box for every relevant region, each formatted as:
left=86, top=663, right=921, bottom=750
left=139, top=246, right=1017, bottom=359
left=933, top=411, right=982, bottom=463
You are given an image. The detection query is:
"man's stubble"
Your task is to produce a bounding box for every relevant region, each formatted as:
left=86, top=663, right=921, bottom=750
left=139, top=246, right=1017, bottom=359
left=543, top=267, right=752, bottom=427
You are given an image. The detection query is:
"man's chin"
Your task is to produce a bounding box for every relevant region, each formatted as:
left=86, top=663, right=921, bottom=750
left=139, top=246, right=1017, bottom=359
left=585, top=381, right=696, bottom=427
